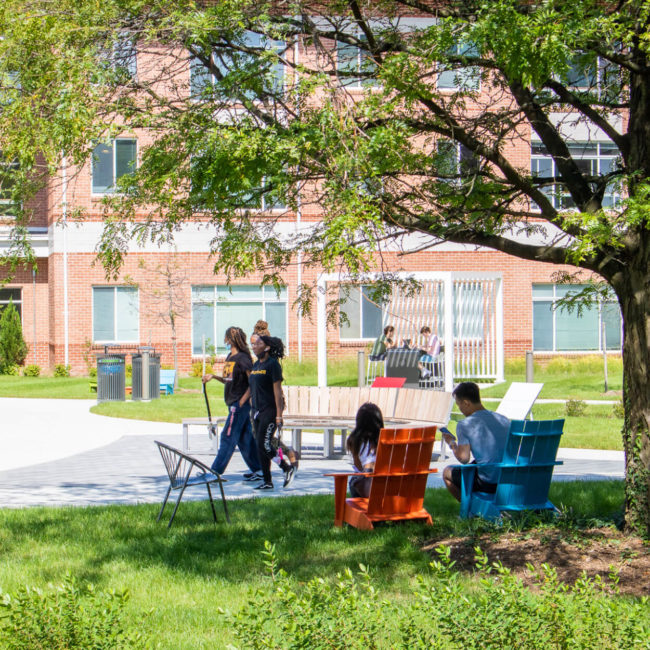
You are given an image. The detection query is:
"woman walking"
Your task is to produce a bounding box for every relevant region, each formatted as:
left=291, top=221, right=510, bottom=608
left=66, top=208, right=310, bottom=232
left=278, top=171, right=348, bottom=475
left=202, top=327, right=262, bottom=481
left=249, top=334, right=297, bottom=490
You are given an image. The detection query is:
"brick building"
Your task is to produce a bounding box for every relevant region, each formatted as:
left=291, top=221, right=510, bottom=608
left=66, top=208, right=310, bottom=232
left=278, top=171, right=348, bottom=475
left=0, top=22, right=623, bottom=376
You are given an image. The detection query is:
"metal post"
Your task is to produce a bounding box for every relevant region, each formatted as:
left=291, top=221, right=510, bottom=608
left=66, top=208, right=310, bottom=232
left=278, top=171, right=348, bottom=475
left=525, top=351, right=534, bottom=383
left=602, top=320, right=608, bottom=392
left=202, top=334, right=206, bottom=376
left=357, top=350, right=365, bottom=387
left=142, top=348, right=150, bottom=401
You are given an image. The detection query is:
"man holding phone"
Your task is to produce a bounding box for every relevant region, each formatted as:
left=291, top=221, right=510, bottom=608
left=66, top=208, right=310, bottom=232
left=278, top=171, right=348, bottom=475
left=441, top=382, right=510, bottom=502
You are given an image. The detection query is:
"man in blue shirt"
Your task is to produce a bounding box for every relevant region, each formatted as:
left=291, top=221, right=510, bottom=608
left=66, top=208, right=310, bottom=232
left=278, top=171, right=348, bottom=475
left=442, top=382, right=510, bottom=502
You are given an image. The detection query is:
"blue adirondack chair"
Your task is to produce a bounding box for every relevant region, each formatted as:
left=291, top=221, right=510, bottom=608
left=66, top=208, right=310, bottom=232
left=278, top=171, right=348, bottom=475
left=160, top=369, right=177, bottom=395
left=458, top=418, right=565, bottom=520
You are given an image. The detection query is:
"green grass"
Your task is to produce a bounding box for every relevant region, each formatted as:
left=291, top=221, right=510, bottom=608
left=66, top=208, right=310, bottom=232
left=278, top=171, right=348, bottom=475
left=0, top=375, right=96, bottom=399
left=481, top=355, right=623, bottom=400
left=0, top=481, right=629, bottom=649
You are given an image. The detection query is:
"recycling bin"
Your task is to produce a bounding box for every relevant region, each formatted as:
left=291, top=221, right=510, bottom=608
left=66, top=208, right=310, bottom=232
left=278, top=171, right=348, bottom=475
left=96, top=354, right=126, bottom=403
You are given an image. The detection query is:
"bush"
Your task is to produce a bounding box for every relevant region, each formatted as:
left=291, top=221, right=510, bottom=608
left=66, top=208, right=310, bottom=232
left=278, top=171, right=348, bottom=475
left=0, top=301, right=28, bottom=374
left=125, top=363, right=132, bottom=378
left=611, top=400, right=625, bottom=419
left=0, top=575, right=148, bottom=649
left=23, top=364, right=41, bottom=377
left=53, top=364, right=71, bottom=378
left=220, top=543, right=650, bottom=649
left=89, top=366, right=97, bottom=379
left=565, top=399, right=587, bottom=417
left=190, top=361, right=213, bottom=377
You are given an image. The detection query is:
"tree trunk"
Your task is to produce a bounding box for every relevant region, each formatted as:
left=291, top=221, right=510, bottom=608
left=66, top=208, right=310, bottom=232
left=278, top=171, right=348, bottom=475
left=616, top=255, right=650, bottom=537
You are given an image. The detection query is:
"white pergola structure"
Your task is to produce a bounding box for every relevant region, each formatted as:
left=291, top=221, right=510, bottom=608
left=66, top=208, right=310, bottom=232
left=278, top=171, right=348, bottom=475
left=316, top=272, right=505, bottom=390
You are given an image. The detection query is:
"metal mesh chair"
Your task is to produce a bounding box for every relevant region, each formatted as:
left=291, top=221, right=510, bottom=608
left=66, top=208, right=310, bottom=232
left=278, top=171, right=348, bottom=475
left=155, top=441, right=230, bottom=528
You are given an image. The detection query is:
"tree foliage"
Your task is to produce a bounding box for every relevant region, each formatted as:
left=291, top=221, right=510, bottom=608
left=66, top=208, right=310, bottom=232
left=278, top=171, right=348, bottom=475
left=0, top=0, right=649, bottom=534
left=0, top=300, right=28, bottom=373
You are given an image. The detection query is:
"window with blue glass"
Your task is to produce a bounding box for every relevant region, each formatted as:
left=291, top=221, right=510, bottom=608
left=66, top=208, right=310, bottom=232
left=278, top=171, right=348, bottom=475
left=92, top=286, right=139, bottom=342
left=192, top=285, right=287, bottom=355
left=336, top=36, right=378, bottom=88
left=339, top=286, right=385, bottom=340
left=91, top=139, right=137, bottom=194
left=437, top=41, right=480, bottom=90
left=532, top=284, right=621, bottom=352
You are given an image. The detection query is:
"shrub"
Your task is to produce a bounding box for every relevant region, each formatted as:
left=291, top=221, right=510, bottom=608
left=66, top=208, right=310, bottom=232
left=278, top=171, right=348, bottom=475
left=221, top=543, right=650, bottom=649
left=53, top=364, right=71, bottom=378
left=611, top=400, right=625, bottom=419
left=565, top=399, right=587, bottom=417
left=190, top=361, right=213, bottom=377
left=0, top=575, right=148, bottom=649
left=89, top=366, right=97, bottom=378
left=23, top=364, right=41, bottom=377
left=0, top=301, right=28, bottom=374
left=125, top=363, right=132, bottom=378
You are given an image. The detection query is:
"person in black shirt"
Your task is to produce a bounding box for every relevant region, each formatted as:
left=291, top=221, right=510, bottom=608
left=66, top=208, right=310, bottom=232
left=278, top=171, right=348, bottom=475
left=249, top=334, right=297, bottom=490
left=202, top=327, right=262, bottom=480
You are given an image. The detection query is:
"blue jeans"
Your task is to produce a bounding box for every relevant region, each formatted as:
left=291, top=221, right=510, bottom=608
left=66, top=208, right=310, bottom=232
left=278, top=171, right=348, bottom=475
left=211, top=401, right=261, bottom=476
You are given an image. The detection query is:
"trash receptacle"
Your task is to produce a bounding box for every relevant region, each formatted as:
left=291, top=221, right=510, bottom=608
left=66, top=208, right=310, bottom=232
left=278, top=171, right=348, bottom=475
left=131, top=348, right=161, bottom=401
left=96, top=354, right=126, bottom=403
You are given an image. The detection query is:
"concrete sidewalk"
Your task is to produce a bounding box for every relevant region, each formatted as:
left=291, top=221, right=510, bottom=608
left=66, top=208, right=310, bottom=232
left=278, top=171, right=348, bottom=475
left=0, top=398, right=624, bottom=508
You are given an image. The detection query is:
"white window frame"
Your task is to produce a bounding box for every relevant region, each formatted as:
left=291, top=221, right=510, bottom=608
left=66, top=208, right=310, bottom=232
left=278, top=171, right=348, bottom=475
left=0, top=287, right=22, bottom=319
left=437, top=41, right=480, bottom=91
left=92, top=286, right=139, bottom=343
left=191, top=285, right=289, bottom=356
left=531, top=140, right=621, bottom=210
left=532, top=283, right=622, bottom=353
left=339, top=285, right=386, bottom=341
left=91, top=138, right=138, bottom=195
left=0, top=155, right=20, bottom=217
left=336, top=34, right=379, bottom=89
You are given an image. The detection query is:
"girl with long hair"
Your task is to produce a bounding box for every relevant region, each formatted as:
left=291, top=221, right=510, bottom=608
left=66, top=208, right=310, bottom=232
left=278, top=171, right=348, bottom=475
left=202, top=326, right=262, bottom=480
left=249, top=334, right=297, bottom=490
left=346, top=402, right=384, bottom=498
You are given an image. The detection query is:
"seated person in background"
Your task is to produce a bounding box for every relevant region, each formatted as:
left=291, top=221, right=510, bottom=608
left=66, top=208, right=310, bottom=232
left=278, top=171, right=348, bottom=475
left=418, top=325, right=441, bottom=378
left=346, top=402, right=384, bottom=498
left=369, top=325, right=395, bottom=360
left=442, top=382, right=510, bottom=502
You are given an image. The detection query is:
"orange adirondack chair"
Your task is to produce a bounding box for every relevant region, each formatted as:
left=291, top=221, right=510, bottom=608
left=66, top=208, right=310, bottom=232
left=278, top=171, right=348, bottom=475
left=326, top=425, right=438, bottom=530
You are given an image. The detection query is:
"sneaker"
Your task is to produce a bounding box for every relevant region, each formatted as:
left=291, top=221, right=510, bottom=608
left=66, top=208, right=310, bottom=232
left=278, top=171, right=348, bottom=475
left=283, top=465, right=297, bottom=488
left=254, top=482, right=274, bottom=491
left=421, top=368, right=432, bottom=378
left=243, top=471, right=264, bottom=482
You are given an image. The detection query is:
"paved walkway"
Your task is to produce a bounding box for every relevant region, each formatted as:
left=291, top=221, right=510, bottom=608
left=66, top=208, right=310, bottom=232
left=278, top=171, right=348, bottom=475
left=0, top=398, right=625, bottom=508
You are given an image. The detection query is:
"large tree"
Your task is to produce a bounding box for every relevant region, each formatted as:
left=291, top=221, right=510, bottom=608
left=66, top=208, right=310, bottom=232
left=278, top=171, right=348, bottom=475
left=1, top=0, right=649, bottom=534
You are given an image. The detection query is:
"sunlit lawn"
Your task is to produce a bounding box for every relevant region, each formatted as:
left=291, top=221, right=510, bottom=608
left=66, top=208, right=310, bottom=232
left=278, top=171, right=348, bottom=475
left=0, top=481, right=628, bottom=650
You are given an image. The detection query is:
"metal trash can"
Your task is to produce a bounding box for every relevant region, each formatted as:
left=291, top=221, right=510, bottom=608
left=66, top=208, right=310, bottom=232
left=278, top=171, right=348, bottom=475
left=131, top=347, right=161, bottom=401
left=96, top=354, right=126, bottom=403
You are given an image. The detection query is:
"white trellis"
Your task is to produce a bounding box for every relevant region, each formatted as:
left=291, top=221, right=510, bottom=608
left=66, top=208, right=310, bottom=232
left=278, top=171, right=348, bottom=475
left=316, top=272, right=504, bottom=390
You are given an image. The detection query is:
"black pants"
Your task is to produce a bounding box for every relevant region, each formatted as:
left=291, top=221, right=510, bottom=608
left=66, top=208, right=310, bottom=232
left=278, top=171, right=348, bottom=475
left=252, top=408, right=289, bottom=484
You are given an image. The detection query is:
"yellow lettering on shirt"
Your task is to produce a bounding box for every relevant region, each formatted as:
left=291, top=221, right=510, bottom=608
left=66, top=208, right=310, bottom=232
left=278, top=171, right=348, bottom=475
left=250, top=369, right=267, bottom=375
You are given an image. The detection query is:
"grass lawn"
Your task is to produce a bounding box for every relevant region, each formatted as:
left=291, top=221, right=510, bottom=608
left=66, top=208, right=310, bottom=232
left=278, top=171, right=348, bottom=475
left=0, top=481, right=632, bottom=650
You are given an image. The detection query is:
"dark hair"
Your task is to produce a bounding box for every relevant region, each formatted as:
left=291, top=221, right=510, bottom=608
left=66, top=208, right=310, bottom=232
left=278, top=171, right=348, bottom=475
left=452, top=381, right=481, bottom=404
left=346, top=402, right=384, bottom=460
left=254, top=319, right=269, bottom=335
left=383, top=325, right=394, bottom=336
left=258, top=334, right=285, bottom=359
left=225, top=326, right=251, bottom=358
left=420, top=326, right=431, bottom=335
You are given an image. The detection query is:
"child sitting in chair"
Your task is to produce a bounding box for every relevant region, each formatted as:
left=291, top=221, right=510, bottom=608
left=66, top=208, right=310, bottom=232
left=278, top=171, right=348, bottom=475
left=346, top=403, right=384, bottom=498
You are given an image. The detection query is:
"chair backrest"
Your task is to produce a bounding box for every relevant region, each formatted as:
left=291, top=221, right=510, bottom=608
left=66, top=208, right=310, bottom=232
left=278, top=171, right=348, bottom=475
left=160, top=369, right=176, bottom=384
left=155, top=440, right=211, bottom=488
left=366, top=425, right=437, bottom=517
left=495, top=382, right=543, bottom=420
left=493, top=419, right=565, bottom=509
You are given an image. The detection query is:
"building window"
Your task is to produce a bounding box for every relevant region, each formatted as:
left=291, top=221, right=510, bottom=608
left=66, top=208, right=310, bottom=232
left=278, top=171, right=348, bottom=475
left=339, top=286, right=385, bottom=340
left=106, top=35, right=137, bottom=79
left=92, top=286, right=139, bottom=342
left=192, top=285, right=287, bottom=355
left=532, top=284, right=621, bottom=352
left=0, top=155, right=19, bottom=217
left=238, top=176, right=287, bottom=211
left=437, top=41, right=480, bottom=91
left=436, top=140, right=480, bottom=181
left=190, top=32, right=285, bottom=100
left=91, top=139, right=137, bottom=194
left=336, top=37, right=378, bottom=88
left=531, top=141, right=621, bottom=209
left=0, top=288, right=21, bottom=319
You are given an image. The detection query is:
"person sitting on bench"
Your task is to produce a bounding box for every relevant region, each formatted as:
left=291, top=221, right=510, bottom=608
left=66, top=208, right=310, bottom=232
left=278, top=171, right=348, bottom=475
left=369, top=325, right=395, bottom=360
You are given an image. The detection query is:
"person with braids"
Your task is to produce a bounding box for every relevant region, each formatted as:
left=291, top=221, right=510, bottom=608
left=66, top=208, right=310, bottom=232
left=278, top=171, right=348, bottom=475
left=202, top=326, right=262, bottom=481
left=249, top=334, right=297, bottom=490
left=346, top=402, right=384, bottom=498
